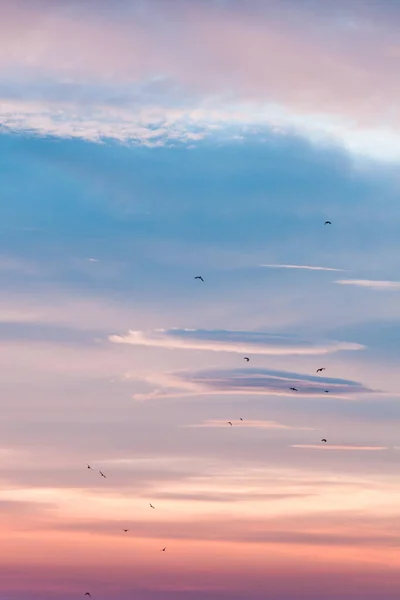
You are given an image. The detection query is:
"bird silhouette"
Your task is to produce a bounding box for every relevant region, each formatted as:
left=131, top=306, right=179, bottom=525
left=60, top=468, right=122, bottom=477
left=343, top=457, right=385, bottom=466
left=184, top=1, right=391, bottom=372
left=194, top=276, right=204, bottom=282
left=162, top=546, right=167, bottom=552
left=324, top=390, right=329, bottom=393
left=87, top=464, right=92, bottom=470
left=244, top=357, right=250, bottom=362
left=227, top=421, right=233, bottom=426
left=290, top=387, right=298, bottom=391
left=122, top=529, right=129, bottom=532
left=325, top=221, right=332, bottom=225
left=316, top=368, right=325, bottom=373
left=99, top=471, right=106, bottom=478
left=239, top=417, right=243, bottom=421
left=149, top=503, right=155, bottom=509
left=321, top=439, right=327, bottom=443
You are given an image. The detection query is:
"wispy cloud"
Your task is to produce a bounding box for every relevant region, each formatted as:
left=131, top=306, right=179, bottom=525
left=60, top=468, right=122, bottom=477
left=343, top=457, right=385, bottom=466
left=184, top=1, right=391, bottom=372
left=185, top=419, right=314, bottom=430
left=336, top=279, right=400, bottom=289
left=109, top=328, right=364, bottom=355
left=291, top=444, right=387, bottom=451
left=261, top=264, right=344, bottom=272
left=150, top=490, right=313, bottom=504
left=134, top=367, right=373, bottom=400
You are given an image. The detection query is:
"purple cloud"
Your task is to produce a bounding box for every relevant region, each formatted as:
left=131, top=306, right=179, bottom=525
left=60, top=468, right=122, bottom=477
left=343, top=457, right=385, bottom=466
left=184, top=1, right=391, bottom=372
left=134, top=367, right=373, bottom=400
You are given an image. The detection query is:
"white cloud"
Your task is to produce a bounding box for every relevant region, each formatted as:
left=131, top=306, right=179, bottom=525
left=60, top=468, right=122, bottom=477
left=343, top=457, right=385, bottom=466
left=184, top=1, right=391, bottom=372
left=336, top=279, right=400, bottom=290
left=261, top=264, right=344, bottom=272
left=1, top=99, right=400, bottom=162
left=109, top=328, right=364, bottom=356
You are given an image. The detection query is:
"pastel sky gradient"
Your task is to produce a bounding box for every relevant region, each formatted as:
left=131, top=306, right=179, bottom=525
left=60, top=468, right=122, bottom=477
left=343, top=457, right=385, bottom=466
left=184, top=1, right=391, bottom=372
left=1, top=1, right=400, bottom=599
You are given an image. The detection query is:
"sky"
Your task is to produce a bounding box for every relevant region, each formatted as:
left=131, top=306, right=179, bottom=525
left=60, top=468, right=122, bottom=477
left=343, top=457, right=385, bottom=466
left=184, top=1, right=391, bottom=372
left=1, top=0, right=400, bottom=598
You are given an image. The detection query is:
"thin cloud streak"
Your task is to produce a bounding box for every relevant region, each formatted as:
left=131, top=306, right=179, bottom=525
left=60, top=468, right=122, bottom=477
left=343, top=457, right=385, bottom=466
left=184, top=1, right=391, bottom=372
left=109, top=328, right=365, bottom=356
left=291, top=445, right=387, bottom=451
left=336, top=279, right=400, bottom=290
left=261, top=264, right=345, bottom=272
left=185, top=419, right=315, bottom=430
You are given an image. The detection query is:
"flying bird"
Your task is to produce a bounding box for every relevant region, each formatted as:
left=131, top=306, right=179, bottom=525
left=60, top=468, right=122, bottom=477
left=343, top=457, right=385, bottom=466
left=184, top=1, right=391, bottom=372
left=99, top=471, right=106, bottom=478
left=149, top=503, right=155, bottom=509
left=162, top=546, right=167, bottom=552
left=87, top=464, right=92, bottom=470
left=325, top=221, right=332, bottom=225
left=228, top=421, right=233, bottom=426
left=316, top=368, right=325, bottom=373
left=321, top=439, right=327, bottom=443
left=122, top=529, right=129, bottom=532
left=239, top=418, right=243, bottom=421
left=194, top=276, right=204, bottom=282
left=290, top=387, right=298, bottom=391
left=244, top=357, right=250, bottom=362
left=324, top=390, right=329, bottom=393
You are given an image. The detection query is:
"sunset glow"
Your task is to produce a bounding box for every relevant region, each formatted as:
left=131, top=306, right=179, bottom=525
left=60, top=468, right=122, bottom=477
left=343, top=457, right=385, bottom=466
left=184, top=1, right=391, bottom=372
left=0, top=1, right=400, bottom=599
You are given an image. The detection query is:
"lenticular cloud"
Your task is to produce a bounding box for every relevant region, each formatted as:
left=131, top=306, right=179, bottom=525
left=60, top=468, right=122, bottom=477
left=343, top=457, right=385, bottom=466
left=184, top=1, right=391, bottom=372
left=133, top=367, right=373, bottom=400
left=109, top=328, right=364, bottom=356
left=175, top=367, right=371, bottom=397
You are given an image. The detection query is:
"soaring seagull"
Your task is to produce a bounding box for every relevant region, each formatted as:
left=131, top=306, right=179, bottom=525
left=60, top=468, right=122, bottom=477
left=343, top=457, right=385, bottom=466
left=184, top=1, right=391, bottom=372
left=325, top=221, right=332, bottom=225
left=290, top=387, right=298, bottom=391
left=194, top=276, right=204, bottom=282
left=244, top=357, right=250, bottom=362
left=316, top=368, right=325, bottom=373
left=321, top=439, right=327, bottom=443
left=149, top=503, right=155, bottom=509
left=99, top=470, right=106, bottom=478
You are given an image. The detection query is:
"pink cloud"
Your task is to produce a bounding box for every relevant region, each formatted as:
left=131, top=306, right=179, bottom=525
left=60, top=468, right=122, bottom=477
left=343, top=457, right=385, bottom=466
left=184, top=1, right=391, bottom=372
left=186, top=419, right=314, bottom=430
left=0, top=0, right=399, bottom=132
left=291, top=444, right=387, bottom=451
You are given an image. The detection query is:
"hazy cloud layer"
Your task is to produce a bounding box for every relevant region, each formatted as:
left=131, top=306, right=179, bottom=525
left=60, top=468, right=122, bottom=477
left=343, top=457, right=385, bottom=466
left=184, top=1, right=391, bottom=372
left=109, top=328, right=364, bottom=355
left=0, top=0, right=400, bottom=159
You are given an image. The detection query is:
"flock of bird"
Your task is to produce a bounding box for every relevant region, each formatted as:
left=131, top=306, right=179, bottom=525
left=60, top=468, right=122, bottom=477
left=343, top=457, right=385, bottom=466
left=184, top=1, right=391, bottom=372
left=83, top=220, right=333, bottom=596
left=194, top=222, right=334, bottom=444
